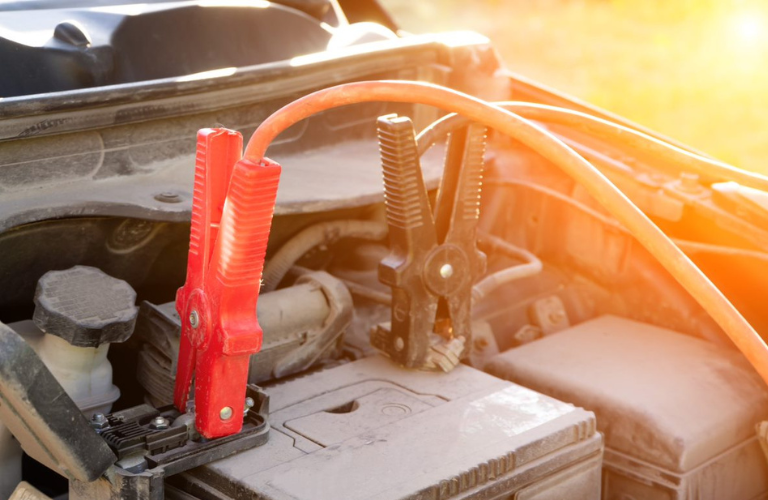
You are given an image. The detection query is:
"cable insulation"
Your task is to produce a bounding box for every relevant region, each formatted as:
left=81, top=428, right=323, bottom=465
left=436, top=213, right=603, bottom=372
left=417, top=102, right=768, bottom=192
left=244, top=80, right=768, bottom=386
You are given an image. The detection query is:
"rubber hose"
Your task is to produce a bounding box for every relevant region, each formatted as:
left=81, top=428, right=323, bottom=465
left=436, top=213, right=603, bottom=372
left=263, top=220, right=387, bottom=292
left=417, top=102, right=768, bottom=192
left=472, top=232, right=543, bottom=304
left=484, top=178, right=768, bottom=264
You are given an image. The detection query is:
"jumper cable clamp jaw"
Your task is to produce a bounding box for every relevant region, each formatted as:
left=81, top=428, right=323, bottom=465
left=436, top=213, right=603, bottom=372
left=173, top=128, right=281, bottom=439
left=372, top=114, right=487, bottom=372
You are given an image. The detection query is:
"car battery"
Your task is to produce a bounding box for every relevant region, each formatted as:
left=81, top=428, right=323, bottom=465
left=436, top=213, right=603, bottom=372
left=486, top=315, right=768, bottom=500
left=174, top=356, right=603, bottom=499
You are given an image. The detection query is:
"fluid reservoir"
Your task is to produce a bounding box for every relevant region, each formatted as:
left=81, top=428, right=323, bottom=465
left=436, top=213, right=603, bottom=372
left=0, top=266, right=138, bottom=495
left=24, top=265, right=138, bottom=415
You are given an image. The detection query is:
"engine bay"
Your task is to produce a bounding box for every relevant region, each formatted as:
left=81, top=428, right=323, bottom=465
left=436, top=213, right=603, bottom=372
left=3, top=1, right=768, bottom=499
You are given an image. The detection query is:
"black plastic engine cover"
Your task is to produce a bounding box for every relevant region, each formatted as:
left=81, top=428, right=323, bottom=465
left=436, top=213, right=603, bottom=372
left=0, top=0, right=332, bottom=97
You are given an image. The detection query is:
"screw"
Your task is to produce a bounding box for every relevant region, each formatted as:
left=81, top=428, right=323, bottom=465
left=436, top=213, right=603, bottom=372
left=189, top=310, right=199, bottom=328
left=439, top=264, right=454, bottom=279
left=150, top=416, right=169, bottom=430
left=154, top=191, right=182, bottom=203
left=220, top=406, right=233, bottom=420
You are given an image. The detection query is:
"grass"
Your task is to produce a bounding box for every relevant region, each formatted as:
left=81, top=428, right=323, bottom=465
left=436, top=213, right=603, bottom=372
left=382, top=0, right=768, bottom=173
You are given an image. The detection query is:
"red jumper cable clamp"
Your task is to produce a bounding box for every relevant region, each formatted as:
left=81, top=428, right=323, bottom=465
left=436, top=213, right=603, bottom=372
left=173, top=128, right=281, bottom=439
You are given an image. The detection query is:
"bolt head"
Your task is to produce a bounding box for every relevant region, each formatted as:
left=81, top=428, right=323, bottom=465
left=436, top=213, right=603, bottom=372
left=394, top=336, right=405, bottom=352
left=90, top=413, right=109, bottom=431
left=439, top=264, right=454, bottom=279
left=474, top=336, right=489, bottom=350
left=220, top=406, right=233, bottom=420
left=154, top=191, right=182, bottom=203
left=548, top=312, right=564, bottom=324
left=244, top=397, right=255, bottom=416
left=150, top=416, right=169, bottom=430
left=189, top=310, right=199, bottom=329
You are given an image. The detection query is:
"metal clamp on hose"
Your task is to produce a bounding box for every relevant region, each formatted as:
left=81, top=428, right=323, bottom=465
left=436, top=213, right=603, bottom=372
left=272, top=271, right=353, bottom=378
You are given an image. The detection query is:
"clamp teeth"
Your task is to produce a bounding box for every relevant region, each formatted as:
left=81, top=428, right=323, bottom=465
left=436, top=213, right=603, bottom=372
left=459, top=125, right=486, bottom=222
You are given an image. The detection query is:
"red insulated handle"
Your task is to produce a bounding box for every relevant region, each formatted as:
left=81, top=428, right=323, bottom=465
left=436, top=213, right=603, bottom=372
left=193, top=157, right=281, bottom=438
left=173, top=128, right=282, bottom=439
left=174, top=129, right=241, bottom=413
left=188, top=129, right=242, bottom=292
left=211, top=157, right=281, bottom=351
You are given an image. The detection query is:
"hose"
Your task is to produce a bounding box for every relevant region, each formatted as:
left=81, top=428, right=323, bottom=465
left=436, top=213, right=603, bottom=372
left=472, top=232, right=543, bottom=303
left=484, top=178, right=768, bottom=264
left=336, top=278, right=393, bottom=306
left=673, top=240, right=768, bottom=263
left=262, top=220, right=388, bottom=292
left=416, top=102, right=768, bottom=193
left=244, top=80, right=768, bottom=387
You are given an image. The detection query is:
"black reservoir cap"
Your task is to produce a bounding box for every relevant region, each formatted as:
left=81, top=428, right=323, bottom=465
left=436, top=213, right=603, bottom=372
left=33, top=265, right=138, bottom=347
